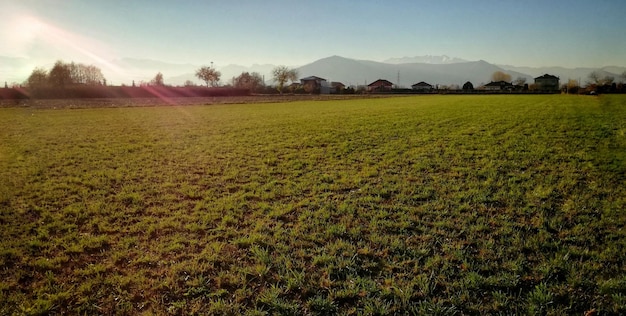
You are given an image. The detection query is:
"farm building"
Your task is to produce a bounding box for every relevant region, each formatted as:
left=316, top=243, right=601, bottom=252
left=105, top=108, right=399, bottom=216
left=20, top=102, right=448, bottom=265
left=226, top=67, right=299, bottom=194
left=483, top=81, right=514, bottom=91
left=411, top=81, right=434, bottom=91
left=368, top=79, right=393, bottom=92
left=462, top=81, right=474, bottom=90
left=331, top=82, right=345, bottom=93
left=300, top=76, right=329, bottom=94
left=534, top=74, right=560, bottom=91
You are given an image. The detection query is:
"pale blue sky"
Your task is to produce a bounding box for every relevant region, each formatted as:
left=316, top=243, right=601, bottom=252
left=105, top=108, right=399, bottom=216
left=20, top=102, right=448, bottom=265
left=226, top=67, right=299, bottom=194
left=1, top=0, right=625, bottom=69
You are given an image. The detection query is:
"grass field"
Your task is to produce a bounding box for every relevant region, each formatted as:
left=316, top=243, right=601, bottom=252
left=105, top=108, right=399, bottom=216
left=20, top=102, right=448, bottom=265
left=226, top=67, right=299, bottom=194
left=1, top=95, right=625, bottom=315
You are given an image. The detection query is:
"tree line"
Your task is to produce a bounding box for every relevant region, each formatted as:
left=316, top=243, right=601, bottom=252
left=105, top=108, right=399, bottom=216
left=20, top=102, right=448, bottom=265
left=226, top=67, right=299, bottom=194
left=108, top=64, right=297, bottom=94
left=9, top=59, right=626, bottom=98
left=26, top=60, right=106, bottom=89
left=0, top=60, right=302, bottom=99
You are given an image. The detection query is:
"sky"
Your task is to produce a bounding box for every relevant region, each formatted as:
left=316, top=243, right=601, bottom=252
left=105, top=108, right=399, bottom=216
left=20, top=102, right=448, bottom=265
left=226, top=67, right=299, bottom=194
left=1, top=0, right=625, bottom=83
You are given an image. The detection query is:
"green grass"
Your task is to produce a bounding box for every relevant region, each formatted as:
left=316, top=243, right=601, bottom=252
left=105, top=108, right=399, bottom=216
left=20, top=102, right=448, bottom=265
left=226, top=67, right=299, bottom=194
left=1, top=94, right=625, bottom=315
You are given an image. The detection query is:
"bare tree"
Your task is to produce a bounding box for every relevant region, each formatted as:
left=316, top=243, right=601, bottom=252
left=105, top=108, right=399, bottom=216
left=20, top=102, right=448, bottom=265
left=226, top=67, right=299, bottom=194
left=48, top=60, right=72, bottom=87
left=233, top=72, right=264, bottom=92
left=68, top=62, right=83, bottom=85
left=27, top=67, right=48, bottom=89
left=26, top=61, right=106, bottom=89
left=68, top=63, right=105, bottom=85
left=491, top=71, right=512, bottom=82
left=588, top=71, right=615, bottom=86
left=151, top=72, right=164, bottom=86
left=272, top=66, right=298, bottom=94
left=83, top=65, right=105, bottom=85
left=195, top=66, right=221, bottom=87
left=588, top=71, right=601, bottom=85
left=184, top=80, right=196, bottom=87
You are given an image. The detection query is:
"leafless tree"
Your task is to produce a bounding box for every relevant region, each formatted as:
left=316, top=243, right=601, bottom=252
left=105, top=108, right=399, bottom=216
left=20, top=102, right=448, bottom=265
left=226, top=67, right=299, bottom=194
left=68, top=62, right=105, bottom=85
left=272, top=66, right=298, bottom=94
left=84, top=65, right=105, bottom=85
left=26, top=67, right=48, bottom=88
left=195, top=66, right=221, bottom=87
left=233, top=72, right=264, bottom=92
left=588, top=71, right=614, bottom=86
left=48, top=60, right=72, bottom=87
left=588, top=71, right=601, bottom=85
left=31, top=60, right=105, bottom=88
left=151, top=72, right=164, bottom=86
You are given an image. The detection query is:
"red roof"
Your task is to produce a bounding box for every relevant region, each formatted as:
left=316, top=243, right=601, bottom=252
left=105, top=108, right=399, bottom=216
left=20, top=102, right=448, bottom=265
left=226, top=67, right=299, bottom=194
left=368, top=79, right=393, bottom=87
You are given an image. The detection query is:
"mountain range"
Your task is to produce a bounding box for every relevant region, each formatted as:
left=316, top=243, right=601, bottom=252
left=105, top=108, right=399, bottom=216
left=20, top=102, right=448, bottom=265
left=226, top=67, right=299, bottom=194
left=383, top=55, right=468, bottom=65
left=296, top=56, right=625, bottom=88
left=1, top=55, right=624, bottom=88
left=296, top=56, right=535, bottom=88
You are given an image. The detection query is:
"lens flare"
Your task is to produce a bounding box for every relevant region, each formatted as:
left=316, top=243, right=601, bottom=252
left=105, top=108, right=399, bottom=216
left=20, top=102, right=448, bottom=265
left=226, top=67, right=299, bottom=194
left=4, top=15, right=127, bottom=83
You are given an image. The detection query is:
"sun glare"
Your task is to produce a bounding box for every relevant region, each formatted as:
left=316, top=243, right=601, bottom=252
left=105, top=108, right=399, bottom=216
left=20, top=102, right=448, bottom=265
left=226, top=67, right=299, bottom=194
left=1, top=15, right=45, bottom=56
left=2, top=14, right=125, bottom=80
left=16, top=16, right=45, bottom=41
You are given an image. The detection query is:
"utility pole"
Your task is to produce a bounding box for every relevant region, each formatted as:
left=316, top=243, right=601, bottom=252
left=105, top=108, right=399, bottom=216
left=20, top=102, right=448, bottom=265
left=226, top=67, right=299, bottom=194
left=397, top=70, right=400, bottom=88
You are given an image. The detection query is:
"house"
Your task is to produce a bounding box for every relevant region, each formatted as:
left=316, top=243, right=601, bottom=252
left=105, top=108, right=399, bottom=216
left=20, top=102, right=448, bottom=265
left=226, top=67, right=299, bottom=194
left=368, top=79, right=393, bottom=92
left=483, top=81, right=514, bottom=91
left=300, top=76, right=328, bottom=94
left=534, top=74, right=560, bottom=91
left=411, top=81, right=433, bottom=91
left=331, top=82, right=345, bottom=94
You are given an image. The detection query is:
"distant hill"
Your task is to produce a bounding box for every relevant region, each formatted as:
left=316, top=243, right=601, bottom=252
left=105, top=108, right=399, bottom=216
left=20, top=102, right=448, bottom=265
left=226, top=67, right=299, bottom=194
left=129, top=57, right=624, bottom=87
left=3, top=55, right=624, bottom=88
left=601, top=66, right=626, bottom=76
left=296, top=56, right=533, bottom=88
left=384, top=55, right=468, bottom=64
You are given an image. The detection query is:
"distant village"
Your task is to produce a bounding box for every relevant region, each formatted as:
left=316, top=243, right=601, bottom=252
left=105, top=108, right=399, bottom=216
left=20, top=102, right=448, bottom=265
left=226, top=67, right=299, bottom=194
left=2, top=59, right=624, bottom=101
left=297, top=73, right=562, bottom=95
